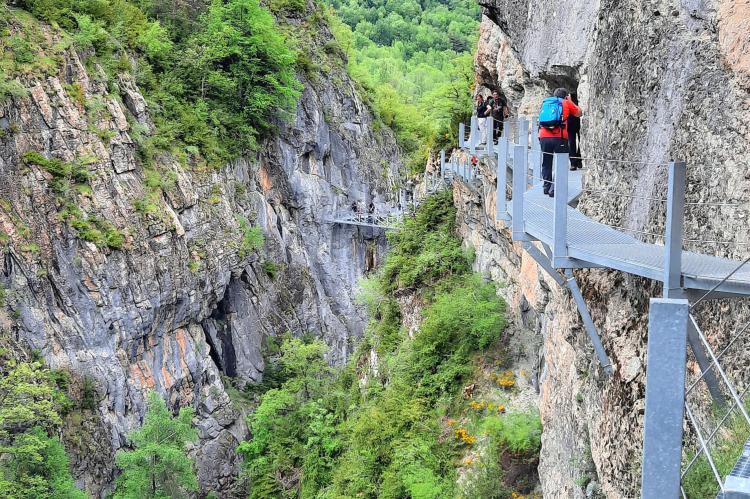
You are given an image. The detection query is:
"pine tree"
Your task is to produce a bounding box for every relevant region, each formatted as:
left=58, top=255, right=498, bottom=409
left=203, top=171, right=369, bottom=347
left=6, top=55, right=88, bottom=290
left=114, top=392, right=198, bottom=499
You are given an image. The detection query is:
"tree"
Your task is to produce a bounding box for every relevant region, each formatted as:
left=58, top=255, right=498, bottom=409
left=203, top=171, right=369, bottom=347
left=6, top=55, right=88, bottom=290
left=0, top=361, right=84, bottom=499
left=237, top=337, right=340, bottom=498
left=114, top=392, right=198, bottom=499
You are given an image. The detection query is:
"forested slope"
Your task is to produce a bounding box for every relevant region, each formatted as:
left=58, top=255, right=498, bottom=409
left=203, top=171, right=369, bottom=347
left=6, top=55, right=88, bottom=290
left=326, top=0, right=479, bottom=171
left=239, top=192, right=542, bottom=498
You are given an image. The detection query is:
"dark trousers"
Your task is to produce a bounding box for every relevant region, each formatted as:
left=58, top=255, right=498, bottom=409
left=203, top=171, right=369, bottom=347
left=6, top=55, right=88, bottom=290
left=540, top=137, right=569, bottom=194
left=569, top=131, right=582, bottom=168
left=493, top=120, right=503, bottom=140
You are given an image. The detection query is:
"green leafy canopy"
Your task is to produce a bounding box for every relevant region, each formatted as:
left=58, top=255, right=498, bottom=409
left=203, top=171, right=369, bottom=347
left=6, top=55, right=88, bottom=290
left=114, top=392, right=198, bottom=499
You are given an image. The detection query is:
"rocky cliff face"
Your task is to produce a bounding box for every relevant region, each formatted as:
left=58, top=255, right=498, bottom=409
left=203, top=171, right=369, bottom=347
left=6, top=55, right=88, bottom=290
left=0, top=9, right=401, bottom=496
left=467, top=1, right=750, bottom=497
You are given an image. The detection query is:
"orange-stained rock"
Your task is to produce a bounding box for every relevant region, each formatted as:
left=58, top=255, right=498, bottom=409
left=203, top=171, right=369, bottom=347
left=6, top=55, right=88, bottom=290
left=719, top=0, right=750, bottom=88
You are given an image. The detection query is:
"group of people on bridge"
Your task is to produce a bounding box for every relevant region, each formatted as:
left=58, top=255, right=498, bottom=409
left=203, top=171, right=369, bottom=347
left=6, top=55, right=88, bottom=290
left=475, top=87, right=583, bottom=198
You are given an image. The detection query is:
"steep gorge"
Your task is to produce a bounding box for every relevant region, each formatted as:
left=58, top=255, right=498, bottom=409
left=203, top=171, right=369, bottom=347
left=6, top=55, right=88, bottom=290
left=0, top=2, right=402, bottom=495
left=467, top=0, right=750, bottom=497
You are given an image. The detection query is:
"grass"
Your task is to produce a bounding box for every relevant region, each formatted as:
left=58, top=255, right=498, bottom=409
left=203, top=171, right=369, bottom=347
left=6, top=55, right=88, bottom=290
left=682, top=410, right=750, bottom=498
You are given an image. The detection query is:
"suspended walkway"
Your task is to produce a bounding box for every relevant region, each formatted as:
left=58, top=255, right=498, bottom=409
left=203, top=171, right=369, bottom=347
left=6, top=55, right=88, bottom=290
left=331, top=212, right=401, bottom=230
left=443, top=115, right=750, bottom=498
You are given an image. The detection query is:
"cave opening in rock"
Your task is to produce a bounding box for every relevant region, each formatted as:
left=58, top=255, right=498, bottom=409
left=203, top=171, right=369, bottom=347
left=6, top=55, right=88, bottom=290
left=202, top=288, right=238, bottom=378
left=365, top=242, right=376, bottom=273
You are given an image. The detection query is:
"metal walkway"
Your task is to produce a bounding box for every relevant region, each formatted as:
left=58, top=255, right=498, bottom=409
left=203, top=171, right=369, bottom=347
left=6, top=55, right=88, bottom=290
left=331, top=212, right=400, bottom=230
left=445, top=115, right=750, bottom=498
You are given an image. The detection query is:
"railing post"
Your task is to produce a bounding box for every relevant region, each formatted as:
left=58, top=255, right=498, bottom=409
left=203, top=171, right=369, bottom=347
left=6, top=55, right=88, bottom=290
left=459, top=123, right=465, bottom=149
left=517, top=118, right=529, bottom=188
left=470, top=115, right=478, bottom=155
left=553, top=153, right=569, bottom=268
left=496, top=137, right=509, bottom=221
left=641, top=298, right=689, bottom=499
left=530, top=118, right=542, bottom=186
left=486, top=116, right=494, bottom=156
left=512, top=145, right=526, bottom=240
left=440, top=150, right=446, bottom=178
left=663, top=161, right=686, bottom=298
left=518, top=118, right=529, bottom=149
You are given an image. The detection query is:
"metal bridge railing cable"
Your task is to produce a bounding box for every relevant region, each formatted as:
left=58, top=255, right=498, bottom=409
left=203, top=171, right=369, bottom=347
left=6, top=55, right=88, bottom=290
left=685, top=319, right=750, bottom=396
left=690, top=315, right=750, bottom=428
left=683, top=238, right=750, bottom=246
left=580, top=187, right=668, bottom=202
left=689, top=255, right=750, bottom=309
left=681, top=381, right=750, bottom=480
left=684, top=404, right=726, bottom=493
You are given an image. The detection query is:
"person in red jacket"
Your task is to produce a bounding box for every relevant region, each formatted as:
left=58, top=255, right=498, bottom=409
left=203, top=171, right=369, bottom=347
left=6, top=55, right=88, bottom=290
left=539, top=88, right=582, bottom=197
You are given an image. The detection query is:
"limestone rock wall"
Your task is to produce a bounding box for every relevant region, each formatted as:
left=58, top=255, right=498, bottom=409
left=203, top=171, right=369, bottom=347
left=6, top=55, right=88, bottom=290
left=467, top=1, right=750, bottom=497
left=0, top=10, right=401, bottom=497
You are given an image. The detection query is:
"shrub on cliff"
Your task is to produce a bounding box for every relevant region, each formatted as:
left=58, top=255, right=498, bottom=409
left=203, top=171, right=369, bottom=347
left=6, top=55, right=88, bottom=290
left=382, top=189, right=471, bottom=292
left=238, top=338, right=342, bottom=499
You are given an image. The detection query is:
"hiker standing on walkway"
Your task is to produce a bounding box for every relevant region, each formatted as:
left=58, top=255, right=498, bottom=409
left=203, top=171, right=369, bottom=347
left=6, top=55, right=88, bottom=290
left=538, top=88, right=582, bottom=197
left=491, top=90, right=510, bottom=140
left=568, top=92, right=583, bottom=171
left=475, top=94, right=489, bottom=144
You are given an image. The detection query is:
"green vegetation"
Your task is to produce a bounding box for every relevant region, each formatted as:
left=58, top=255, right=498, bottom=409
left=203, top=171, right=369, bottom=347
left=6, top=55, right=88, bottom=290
left=239, top=217, right=265, bottom=259
left=460, top=412, right=541, bottom=499
left=22, top=152, right=125, bottom=250
left=238, top=338, right=339, bottom=498
left=21, top=152, right=91, bottom=196
left=683, top=408, right=750, bottom=498
left=325, top=0, right=478, bottom=171
left=0, top=68, right=27, bottom=103
left=262, top=260, right=281, bottom=280
left=0, top=359, right=84, bottom=498
left=484, top=412, right=542, bottom=455
left=114, top=391, right=198, bottom=499
left=382, top=190, right=471, bottom=292
left=8, top=0, right=301, bottom=167
left=237, top=191, right=533, bottom=498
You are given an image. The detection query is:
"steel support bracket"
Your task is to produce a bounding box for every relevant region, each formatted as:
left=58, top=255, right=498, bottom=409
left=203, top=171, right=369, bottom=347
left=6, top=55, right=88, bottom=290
left=564, top=269, right=614, bottom=375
